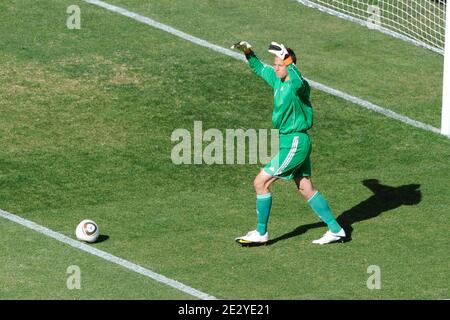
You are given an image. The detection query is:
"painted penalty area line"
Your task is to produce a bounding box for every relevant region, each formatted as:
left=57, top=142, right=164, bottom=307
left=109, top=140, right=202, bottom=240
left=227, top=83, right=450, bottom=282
left=0, top=208, right=217, bottom=300
left=82, top=0, right=447, bottom=139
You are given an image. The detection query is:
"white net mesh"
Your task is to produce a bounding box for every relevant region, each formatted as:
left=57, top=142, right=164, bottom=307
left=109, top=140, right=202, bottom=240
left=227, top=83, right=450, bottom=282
left=297, top=0, right=447, bottom=54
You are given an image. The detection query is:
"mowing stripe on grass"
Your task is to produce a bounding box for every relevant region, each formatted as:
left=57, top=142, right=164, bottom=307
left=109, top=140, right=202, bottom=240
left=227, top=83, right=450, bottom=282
left=82, top=0, right=447, bottom=139
left=0, top=208, right=217, bottom=300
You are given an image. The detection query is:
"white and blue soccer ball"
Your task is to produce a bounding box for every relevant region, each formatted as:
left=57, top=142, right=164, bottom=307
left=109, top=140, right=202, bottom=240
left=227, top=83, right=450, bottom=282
left=75, top=219, right=100, bottom=243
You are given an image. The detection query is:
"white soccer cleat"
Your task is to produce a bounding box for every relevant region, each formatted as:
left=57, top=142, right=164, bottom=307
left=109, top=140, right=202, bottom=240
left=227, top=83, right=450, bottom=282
left=312, top=228, right=346, bottom=245
left=235, top=230, right=268, bottom=245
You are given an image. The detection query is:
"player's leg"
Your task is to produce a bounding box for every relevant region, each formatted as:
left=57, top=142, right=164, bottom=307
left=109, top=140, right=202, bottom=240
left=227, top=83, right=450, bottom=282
left=294, top=175, right=316, bottom=200
left=253, top=170, right=278, bottom=236
left=235, top=171, right=277, bottom=244
left=294, top=176, right=345, bottom=244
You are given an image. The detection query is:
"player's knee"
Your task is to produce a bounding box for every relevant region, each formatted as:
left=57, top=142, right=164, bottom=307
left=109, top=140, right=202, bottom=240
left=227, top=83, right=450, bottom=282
left=297, top=187, right=310, bottom=200
left=253, top=177, right=264, bottom=193
left=300, top=186, right=317, bottom=200
left=297, top=179, right=315, bottom=199
left=254, top=176, right=269, bottom=194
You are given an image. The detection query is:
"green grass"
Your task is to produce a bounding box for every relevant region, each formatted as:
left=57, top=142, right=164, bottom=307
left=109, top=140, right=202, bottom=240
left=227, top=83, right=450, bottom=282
left=0, top=0, right=449, bottom=299
left=106, top=0, right=444, bottom=128
left=0, top=219, right=194, bottom=299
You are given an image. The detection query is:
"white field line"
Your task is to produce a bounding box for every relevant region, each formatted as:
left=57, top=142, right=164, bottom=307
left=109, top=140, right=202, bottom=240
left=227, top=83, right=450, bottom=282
left=83, top=0, right=448, bottom=139
left=0, top=208, right=217, bottom=300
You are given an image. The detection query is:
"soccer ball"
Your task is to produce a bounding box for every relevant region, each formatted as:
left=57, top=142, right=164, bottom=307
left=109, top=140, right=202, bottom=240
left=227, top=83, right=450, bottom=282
left=75, top=219, right=100, bottom=243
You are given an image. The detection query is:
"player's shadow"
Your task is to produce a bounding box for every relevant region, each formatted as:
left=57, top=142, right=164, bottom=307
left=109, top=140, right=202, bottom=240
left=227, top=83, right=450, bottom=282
left=266, top=179, right=421, bottom=245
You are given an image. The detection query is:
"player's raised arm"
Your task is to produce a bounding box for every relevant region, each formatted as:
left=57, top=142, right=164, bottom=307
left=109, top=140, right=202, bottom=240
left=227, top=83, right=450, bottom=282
left=231, top=41, right=277, bottom=88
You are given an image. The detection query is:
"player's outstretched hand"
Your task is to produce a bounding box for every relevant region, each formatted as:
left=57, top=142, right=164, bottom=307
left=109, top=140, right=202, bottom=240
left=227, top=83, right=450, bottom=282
left=231, top=41, right=252, bottom=53
left=268, top=42, right=289, bottom=60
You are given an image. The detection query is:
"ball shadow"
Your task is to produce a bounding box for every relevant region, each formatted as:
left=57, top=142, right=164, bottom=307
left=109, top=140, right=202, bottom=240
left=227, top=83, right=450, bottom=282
left=95, top=234, right=109, bottom=243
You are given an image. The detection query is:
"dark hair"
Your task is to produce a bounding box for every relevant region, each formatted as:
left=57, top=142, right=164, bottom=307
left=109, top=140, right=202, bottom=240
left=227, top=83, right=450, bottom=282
left=286, top=48, right=297, bottom=64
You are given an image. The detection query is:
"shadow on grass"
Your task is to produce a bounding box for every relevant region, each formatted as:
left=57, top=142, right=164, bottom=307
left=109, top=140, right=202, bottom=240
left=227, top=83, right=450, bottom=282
left=95, top=234, right=109, bottom=243
left=266, top=179, right=421, bottom=245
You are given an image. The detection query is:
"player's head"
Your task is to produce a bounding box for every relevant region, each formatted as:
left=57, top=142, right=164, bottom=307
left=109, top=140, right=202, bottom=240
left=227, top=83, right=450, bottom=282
left=274, top=47, right=296, bottom=80
left=287, top=48, right=297, bottom=64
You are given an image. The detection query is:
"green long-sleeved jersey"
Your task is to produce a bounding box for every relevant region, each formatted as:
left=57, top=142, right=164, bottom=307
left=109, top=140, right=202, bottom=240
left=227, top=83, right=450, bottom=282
left=246, top=52, right=313, bottom=135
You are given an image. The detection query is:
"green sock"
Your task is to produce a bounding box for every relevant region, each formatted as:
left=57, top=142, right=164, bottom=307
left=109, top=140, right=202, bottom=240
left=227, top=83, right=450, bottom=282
left=256, top=193, right=272, bottom=235
left=308, top=191, right=342, bottom=233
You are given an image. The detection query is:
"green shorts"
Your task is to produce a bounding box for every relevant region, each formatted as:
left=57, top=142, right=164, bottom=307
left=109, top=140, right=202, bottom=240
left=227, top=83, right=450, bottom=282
left=263, top=132, right=311, bottom=180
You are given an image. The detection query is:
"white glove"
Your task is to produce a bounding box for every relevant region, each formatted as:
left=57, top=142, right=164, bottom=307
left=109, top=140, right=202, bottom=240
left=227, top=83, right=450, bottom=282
left=268, top=42, right=288, bottom=60
left=231, top=41, right=252, bottom=53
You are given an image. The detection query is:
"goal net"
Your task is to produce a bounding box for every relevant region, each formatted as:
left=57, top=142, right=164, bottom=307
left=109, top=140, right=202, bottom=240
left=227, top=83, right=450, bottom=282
left=296, top=0, right=446, bottom=54
left=296, top=0, right=450, bottom=136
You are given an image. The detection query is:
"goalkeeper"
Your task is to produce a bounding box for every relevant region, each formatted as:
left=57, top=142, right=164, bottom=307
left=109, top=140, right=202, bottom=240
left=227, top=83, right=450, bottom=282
left=232, top=41, right=345, bottom=245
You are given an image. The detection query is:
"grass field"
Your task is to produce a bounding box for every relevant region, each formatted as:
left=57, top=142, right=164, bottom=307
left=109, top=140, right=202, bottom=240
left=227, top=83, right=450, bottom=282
left=1, top=0, right=449, bottom=300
